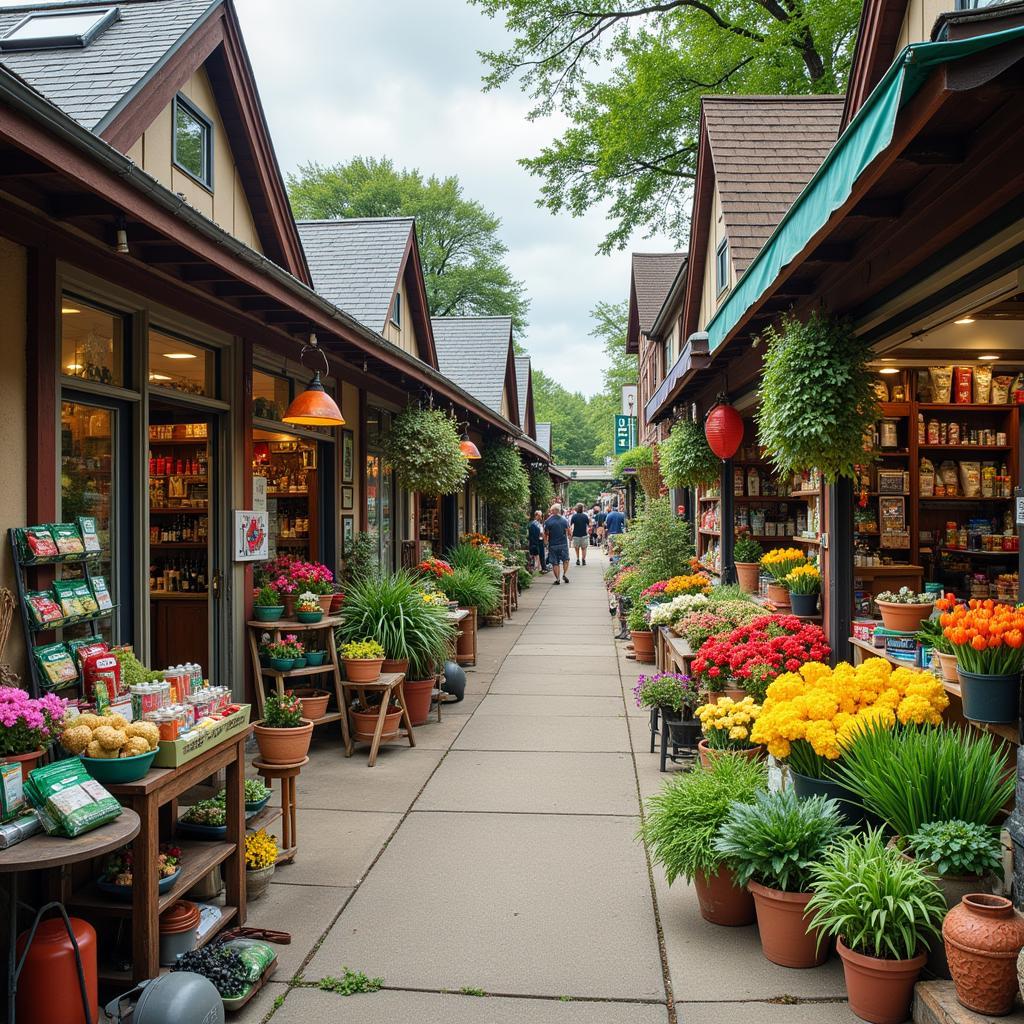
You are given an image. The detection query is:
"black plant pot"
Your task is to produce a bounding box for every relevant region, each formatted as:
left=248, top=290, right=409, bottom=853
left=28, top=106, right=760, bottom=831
left=665, top=710, right=700, bottom=750
left=441, top=660, right=466, bottom=702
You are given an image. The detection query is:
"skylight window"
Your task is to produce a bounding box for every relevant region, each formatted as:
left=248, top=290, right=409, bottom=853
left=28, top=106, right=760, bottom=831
left=0, top=7, right=119, bottom=52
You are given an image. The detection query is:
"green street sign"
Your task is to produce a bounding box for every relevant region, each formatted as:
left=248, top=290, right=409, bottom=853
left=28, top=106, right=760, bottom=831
left=614, top=415, right=636, bottom=455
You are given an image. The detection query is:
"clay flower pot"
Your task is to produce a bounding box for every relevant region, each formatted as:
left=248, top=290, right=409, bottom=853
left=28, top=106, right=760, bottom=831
left=246, top=863, right=275, bottom=900
left=252, top=719, right=313, bottom=766
left=343, top=657, right=384, bottom=683
left=630, top=630, right=655, bottom=663
left=766, top=583, right=790, bottom=607
left=748, top=881, right=828, bottom=968
left=7, top=749, right=44, bottom=783
left=292, top=688, right=330, bottom=720
left=936, top=651, right=959, bottom=684
left=837, top=938, right=926, bottom=1024
left=317, top=594, right=334, bottom=614
left=281, top=593, right=297, bottom=618
left=350, top=704, right=402, bottom=742
left=402, top=677, right=435, bottom=726
left=943, top=893, right=1024, bottom=1015
left=875, top=600, right=933, bottom=633
left=692, top=866, right=755, bottom=927
left=381, top=658, right=409, bottom=675
left=697, top=740, right=765, bottom=768
left=734, top=562, right=760, bottom=594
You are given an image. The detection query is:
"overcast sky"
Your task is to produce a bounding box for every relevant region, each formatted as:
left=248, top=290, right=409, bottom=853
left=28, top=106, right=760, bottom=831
left=231, top=0, right=677, bottom=396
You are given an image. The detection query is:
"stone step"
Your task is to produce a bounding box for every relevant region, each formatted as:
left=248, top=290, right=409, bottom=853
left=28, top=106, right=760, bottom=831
left=914, top=981, right=1023, bottom=1024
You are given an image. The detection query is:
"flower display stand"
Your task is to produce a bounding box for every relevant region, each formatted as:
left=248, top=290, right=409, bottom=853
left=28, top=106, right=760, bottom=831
left=251, top=756, right=307, bottom=865
left=342, top=671, right=415, bottom=767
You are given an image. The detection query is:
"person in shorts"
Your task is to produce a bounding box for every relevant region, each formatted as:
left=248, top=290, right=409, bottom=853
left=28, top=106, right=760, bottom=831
left=527, top=510, right=547, bottom=573
left=592, top=504, right=607, bottom=545
left=570, top=503, right=591, bottom=566
left=544, top=504, right=571, bottom=585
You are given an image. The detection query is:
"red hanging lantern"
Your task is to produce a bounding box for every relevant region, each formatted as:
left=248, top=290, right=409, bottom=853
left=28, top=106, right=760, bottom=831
left=705, top=402, right=744, bottom=460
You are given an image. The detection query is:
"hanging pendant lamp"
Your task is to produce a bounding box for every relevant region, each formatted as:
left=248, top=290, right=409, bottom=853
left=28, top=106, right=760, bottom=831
left=705, top=399, right=744, bottom=460
left=283, top=334, right=345, bottom=427
left=459, top=427, right=481, bottom=460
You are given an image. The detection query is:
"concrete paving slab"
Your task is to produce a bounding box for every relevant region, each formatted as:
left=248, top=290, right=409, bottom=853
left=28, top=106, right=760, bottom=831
left=442, top=693, right=487, bottom=716
left=232, top=980, right=288, bottom=1024
left=403, top=716, right=469, bottom=749
left=306, top=811, right=664, bottom=1000
left=475, top=694, right=625, bottom=717
left=453, top=714, right=632, bottom=752
left=509, top=644, right=617, bottom=656
left=415, top=751, right=640, bottom=815
left=490, top=673, right=623, bottom=696
left=501, top=656, right=620, bottom=676
left=678, top=1001, right=855, bottom=1023
left=264, top=987, right=668, bottom=1023
left=279, top=809, right=401, bottom=887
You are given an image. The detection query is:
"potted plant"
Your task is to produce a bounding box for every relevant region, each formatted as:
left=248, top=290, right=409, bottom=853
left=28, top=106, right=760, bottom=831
left=938, top=596, right=1024, bottom=724
left=349, top=697, right=404, bottom=742
left=288, top=561, right=337, bottom=614
left=627, top=605, right=655, bottom=663
left=253, top=692, right=312, bottom=765
left=916, top=616, right=957, bottom=682
left=292, top=688, right=330, bottom=720
left=806, top=830, right=946, bottom=1024
left=266, top=636, right=303, bottom=673
left=244, top=828, right=278, bottom=900
left=295, top=591, right=323, bottom=624
left=715, top=789, right=850, bottom=968
left=339, top=639, right=386, bottom=683
left=660, top=418, right=721, bottom=490
left=253, top=585, right=283, bottom=622
left=0, top=688, right=66, bottom=780
left=640, top=755, right=767, bottom=926
left=783, top=564, right=820, bottom=617
left=633, top=672, right=702, bottom=747
left=304, top=646, right=327, bottom=667
left=874, top=587, right=934, bottom=633
left=759, top=548, right=806, bottom=607
left=695, top=696, right=764, bottom=766
left=382, top=405, right=469, bottom=496
left=732, top=535, right=763, bottom=594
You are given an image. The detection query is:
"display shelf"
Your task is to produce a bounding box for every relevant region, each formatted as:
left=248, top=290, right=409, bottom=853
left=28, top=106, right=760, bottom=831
left=790, top=490, right=820, bottom=498
left=268, top=490, right=309, bottom=498
left=149, top=507, right=208, bottom=515
left=148, top=474, right=208, bottom=481
left=920, top=496, right=1012, bottom=502
left=148, top=437, right=208, bottom=446
left=918, top=444, right=1012, bottom=452
left=879, top=402, right=912, bottom=416
left=151, top=542, right=208, bottom=549
left=28, top=606, right=115, bottom=633
left=872, top=449, right=910, bottom=456
left=698, top=495, right=721, bottom=503
left=258, top=663, right=337, bottom=679
left=792, top=535, right=822, bottom=545
left=733, top=494, right=806, bottom=503
left=698, top=528, right=720, bottom=537
left=918, top=403, right=1018, bottom=412
left=150, top=591, right=208, bottom=599
left=940, top=547, right=1018, bottom=558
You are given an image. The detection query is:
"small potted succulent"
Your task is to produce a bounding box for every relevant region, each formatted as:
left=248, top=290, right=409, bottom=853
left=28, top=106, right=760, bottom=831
left=339, top=639, right=386, bottom=683
left=253, top=585, right=284, bottom=622
left=253, top=691, right=312, bottom=765
left=783, top=564, right=821, bottom=617
left=266, top=636, right=304, bottom=673
left=732, top=535, right=764, bottom=594
left=874, top=587, right=934, bottom=632
left=245, top=828, right=278, bottom=899
left=627, top=605, right=655, bottom=663
left=295, top=590, right=323, bottom=624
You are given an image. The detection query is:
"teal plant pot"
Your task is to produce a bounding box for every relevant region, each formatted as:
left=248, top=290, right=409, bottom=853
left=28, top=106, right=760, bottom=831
left=789, top=592, right=819, bottom=616
left=296, top=611, right=323, bottom=624
left=259, top=653, right=271, bottom=667
left=305, top=650, right=327, bottom=666
left=292, top=656, right=307, bottom=669
left=254, top=605, right=284, bottom=621
left=957, top=668, right=1020, bottom=724
left=270, top=657, right=295, bottom=672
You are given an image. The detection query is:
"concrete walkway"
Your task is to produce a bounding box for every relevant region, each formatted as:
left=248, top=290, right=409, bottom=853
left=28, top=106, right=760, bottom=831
left=238, top=553, right=857, bottom=1023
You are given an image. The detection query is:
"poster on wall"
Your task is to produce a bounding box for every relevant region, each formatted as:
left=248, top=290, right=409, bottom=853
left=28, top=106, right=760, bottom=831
left=234, top=510, right=269, bottom=561
left=252, top=476, right=267, bottom=512
left=341, top=515, right=354, bottom=556
left=342, top=430, right=354, bottom=483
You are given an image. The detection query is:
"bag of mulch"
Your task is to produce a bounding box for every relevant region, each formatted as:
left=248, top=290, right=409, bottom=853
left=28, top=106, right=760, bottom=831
left=24, top=759, right=121, bottom=837
left=220, top=939, right=277, bottom=985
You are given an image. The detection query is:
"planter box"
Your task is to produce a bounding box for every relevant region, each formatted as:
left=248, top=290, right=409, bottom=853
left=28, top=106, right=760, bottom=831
left=152, top=704, right=251, bottom=768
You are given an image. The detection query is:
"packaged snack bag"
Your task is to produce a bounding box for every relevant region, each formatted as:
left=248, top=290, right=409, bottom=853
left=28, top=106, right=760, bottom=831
left=78, top=516, right=102, bottom=553
left=26, top=591, right=63, bottom=626
left=51, top=523, right=85, bottom=557
left=68, top=639, right=108, bottom=671
left=959, top=461, right=981, bottom=498
left=928, top=366, right=953, bottom=404
left=83, top=652, right=122, bottom=704
left=74, top=582, right=99, bottom=616
left=91, top=577, right=113, bottom=612
left=34, top=643, right=78, bottom=689
left=992, top=376, right=1014, bottom=404
left=953, top=367, right=973, bottom=404
left=18, top=526, right=59, bottom=561
left=974, top=365, right=993, bottom=404
left=52, top=580, right=86, bottom=619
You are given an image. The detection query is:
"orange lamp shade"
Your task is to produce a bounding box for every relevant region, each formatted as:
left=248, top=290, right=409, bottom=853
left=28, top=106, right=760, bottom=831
left=460, top=438, right=482, bottom=460
left=283, top=372, right=345, bottom=427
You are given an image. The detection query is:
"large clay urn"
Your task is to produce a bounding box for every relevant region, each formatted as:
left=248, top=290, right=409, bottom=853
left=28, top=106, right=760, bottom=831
left=943, top=894, right=1024, bottom=1015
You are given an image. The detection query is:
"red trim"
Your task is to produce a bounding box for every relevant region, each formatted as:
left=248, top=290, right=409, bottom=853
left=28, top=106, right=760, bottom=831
left=503, top=334, right=521, bottom=429
left=395, top=225, right=438, bottom=367
left=842, top=0, right=909, bottom=130
left=358, top=388, right=368, bottom=533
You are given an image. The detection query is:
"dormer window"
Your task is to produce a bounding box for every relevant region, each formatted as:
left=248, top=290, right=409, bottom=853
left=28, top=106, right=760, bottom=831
left=391, top=292, right=401, bottom=328
left=173, top=95, right=213, bottom=190
left=716, top=238, right=730, bottom=296
left=0, top=7, right=119, bottom=51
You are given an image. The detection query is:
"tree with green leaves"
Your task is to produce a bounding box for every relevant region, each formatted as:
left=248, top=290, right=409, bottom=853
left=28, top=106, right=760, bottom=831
left=532, top=369, right=603, bottom=465
left=583, top=299, right=631, bottom=463
left=472, top=0, right=861, bottom=252
left=288, top=157, right=529, bottom=336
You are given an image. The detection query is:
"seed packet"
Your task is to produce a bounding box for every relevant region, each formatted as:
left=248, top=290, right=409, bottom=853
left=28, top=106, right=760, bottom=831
left=52, top=580, right=85, bottom=619
left=78, top=516, right=102, bottom=553
left=51, top=524, right=85, bottom=557
left=34, top=642, right=78, bottom=689
left=91, top=577, right=113, bottom=612
left=18, top=526, right=59, bottom=562
left=26, top=591, right=63, bottom=626
left=74, top=582, right=99, bottom=616
left=23, top=759, right=121, bottom=838
left=0, top=762, right=25, bottom=823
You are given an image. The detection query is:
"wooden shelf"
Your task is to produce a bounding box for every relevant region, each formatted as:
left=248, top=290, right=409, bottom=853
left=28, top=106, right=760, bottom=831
left=150, top=542, right=207, bottom=548
left=148, top=437, right=208, bottom=446
left=698, top=495, right=721, bottom=503
left=940, top=547, right=1019, bottom=558
left=918, top=445, right=1012, bottom=452
left=733, top=494, right=804, bottom=502
left=790, top=490, right=820, bottom=498
left=258, top=663, right=336, bottom=679
left=792, top=535, right=822, bottom=545
left=148, top=475, right=207, bottom=481
left=920, top=496, right=1012, bottom=502
left=872, top=449, right=910, bottom=456
left=698, top=528, right=720, bottom=537
left=149, top=507, right=208, bottom=515
left=267, top=491, right=309, bottom=498
left=150, top=591, right=208, bottom=600
left=879, top=402, right=911, bottom=416
left=918, top=404, right=1017, bottom=412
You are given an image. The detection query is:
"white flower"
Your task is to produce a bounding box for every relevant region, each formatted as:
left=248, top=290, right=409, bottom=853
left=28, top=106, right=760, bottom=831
left=650, top=593, right=709, bottom=625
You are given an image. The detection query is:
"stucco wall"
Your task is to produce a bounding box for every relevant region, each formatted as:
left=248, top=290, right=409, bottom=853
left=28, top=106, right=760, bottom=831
left=383, top=276, right=418, bottom=358
left=896, top=0, right=950, bottom=51
left=698, top=185, right=736, bottom=332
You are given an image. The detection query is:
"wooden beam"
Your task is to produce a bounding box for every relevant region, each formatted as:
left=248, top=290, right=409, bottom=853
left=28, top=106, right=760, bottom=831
left=0, top=152, right=57, bottom=177
left=181, top=265, right=237, bottom=283
left=214, top=281, right=265, bottom=298
left=850, top=197, right=903, bottom=218
left=52, top=194, right=119, bottom=219
left=807, top=242, right=854, bottom=262
left=238, top=296, right=283, bottom=311
left=899, top=137, right=966, bottom=165
left=135, top=246, right=205, bottom=265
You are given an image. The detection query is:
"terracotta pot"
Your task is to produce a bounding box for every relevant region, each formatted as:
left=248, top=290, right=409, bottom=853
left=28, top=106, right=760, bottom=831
left=350, top=704, right=402, bottom=742
left=734, top=561, right=760, bottom=594
left=937, top=651, right=959, bottom=684
left=455, top=607, right=477, bottom=667
left=697, top=739, right=765, bottom=768
left=693, top=866, right=755, bottom=927
left=330, top=592, right=344, bottom=613
left=748, top=881, right=828, bottom=968
left=293, top=688, right=330, bottom=720
left=875, top=600, right=933, bottom=633
left=7, top=749, right=44, bottom=783
left=317, top=594, right=334, bottom=614
left=630, top=630, right=655, bottom=663
left=281, top=593, right=297, bottom=618
left=381, top=658, right=409, bottom=675
left=246, top=863, right=275, bottom=900
left=723, top=688, right=747, bottom=700
left=837, top=937, right=926, bottom=1024
left=343, top=657, right=384, bottom=683
left=402, top=677, right=435, bottom=726
left=253, top=719, right=313, bottom=765
left=766, top=583, right=790, bottom=607
left=943, top=893, right=1024, bottom=1015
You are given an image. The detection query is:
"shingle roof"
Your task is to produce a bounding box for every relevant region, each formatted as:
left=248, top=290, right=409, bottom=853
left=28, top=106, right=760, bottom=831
left=514, top=355, right=531, bottom=428
left=298, top=218, right=413, bottom=332
left=631, top=253, right=686, bottom=334
left=0, top=0, right=217, bottom=132
left=703, top=96, right=843, bottom=275
left=535, top=422, right=551, bottom=454
left=431, top=316, right=513, bottom=414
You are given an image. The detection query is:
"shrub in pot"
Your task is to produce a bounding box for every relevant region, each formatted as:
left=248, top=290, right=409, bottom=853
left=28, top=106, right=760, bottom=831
left=253, top=585, right=283, bottom=622
left=639, top=754, right=767, bottom=926
left=253, top=692, right=312, bottom=765
left=295, top=591, right=323, bottom=624
left=633, top=672, right=702, bottom=747
left=659, top=418, right=720, bottom=491
left=265, top=636, right=304, bottom=673
left=382, top=405, right=468, bottom=496
left=874, top=587, right=934, bottom=633
left=339, top=639, right=386, bottom=683
left=627, top=605, right=655, bottom=663
left=783, top=564, right=820, bottom=617
left=715, top=788, right=850, bottom=968
left=806, top=830, right=946, bottom=1024
left=732, top=536, right=763, bottom=594
left=245, top=828, right=277, bottom=900
left=438, top=566, right=501, bottom=618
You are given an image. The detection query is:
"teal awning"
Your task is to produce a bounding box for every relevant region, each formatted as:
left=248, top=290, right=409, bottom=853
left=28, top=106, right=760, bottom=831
left=705, top=24, right=1024, bottom=353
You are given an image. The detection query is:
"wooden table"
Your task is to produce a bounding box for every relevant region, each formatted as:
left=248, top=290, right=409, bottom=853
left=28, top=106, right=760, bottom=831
left=450, top=607, right=475, bottom=667
left=252, top=757, right=307, bottom=864
left=1, top=810, right=140, bottom=1024
left=66, top=731, right=248, bottom=983
left=342, top=671, right=414, bottom=767
left=248, top=616, right=351, bottom=752
left=501, top=566, right=519, bottom=619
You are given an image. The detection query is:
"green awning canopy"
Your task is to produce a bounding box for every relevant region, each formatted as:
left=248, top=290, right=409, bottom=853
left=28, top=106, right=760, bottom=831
left=705, top=24, right=1024, bottom=353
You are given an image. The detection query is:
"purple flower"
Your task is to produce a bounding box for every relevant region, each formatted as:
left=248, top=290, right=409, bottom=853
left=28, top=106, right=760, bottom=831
left=0, top=686, right=67, bottom=756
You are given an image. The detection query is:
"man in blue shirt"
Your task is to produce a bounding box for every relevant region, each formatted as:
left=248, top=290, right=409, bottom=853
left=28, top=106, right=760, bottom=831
left=527, top=510, right=547, bottom=573
left=543, top=504, right=571, bottom=585
left=604, top=506, right=626, bottom=541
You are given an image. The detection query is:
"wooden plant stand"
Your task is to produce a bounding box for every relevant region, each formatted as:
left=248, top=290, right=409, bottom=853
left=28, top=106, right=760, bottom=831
left=452, top=607, right=475, bottom=666
left=252, top=756, right=307, bottom=864
left=342, top=671, right=414, bottom=767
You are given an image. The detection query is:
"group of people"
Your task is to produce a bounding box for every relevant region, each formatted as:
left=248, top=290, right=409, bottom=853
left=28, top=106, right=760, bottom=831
left=527, top=502, right=626, bottom=585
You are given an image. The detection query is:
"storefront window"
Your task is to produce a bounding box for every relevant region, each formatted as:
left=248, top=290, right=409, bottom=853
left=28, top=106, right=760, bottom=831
left=252, top=430, right=317, bottom=560
left=365, top=407, right=394, bottom=572
left=253, top=369, right=291, bottom=421
left=148, top=330, right=215, bottom=396
left=60, top=296, right=124, bottom=386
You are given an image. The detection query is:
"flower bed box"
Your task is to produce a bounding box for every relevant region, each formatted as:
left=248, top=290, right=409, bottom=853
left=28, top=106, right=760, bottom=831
left=152, top=704, right=252, bottom=768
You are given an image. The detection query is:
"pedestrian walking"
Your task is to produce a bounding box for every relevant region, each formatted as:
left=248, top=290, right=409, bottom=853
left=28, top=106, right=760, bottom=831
left=591, top=503, right=606, bottom=546
left=570, top=502, right=591, bottom=566
left=543, top=503, right=571, bottom=585
left=528, top=510, right=547, bottom=573
left=604, top=504, right=626, bottom=551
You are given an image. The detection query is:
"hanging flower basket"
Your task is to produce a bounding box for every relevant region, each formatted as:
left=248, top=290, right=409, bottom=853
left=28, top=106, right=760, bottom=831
left=660, top=419, right=720, bottom=489
left=382, top=406, right=468, bottom=495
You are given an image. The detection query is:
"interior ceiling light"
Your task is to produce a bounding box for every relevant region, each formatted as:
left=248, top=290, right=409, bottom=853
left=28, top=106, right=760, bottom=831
left=283, top=334, right=345, bottom=427
left=65, top=363, right=83, bottom=371
left=880, top=357, right=897, bottom=362
left=979, top=354, right=1000, bottom=361
left=954, top=317, right=975, bottom=325
left=61, top=305, right=80, bottom=315
left=149, top=373, right=172, bottom=381
left=879, top=367, right=900, bottom=375
left=164, top=352, right=197, bottom=360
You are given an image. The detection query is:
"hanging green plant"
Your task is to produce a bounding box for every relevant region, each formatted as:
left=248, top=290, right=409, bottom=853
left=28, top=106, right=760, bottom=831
left=614, top=444, right=654, bottom=477
left=476, top=439, right=530, bottom=511
left=756, top=311, right=879, bottom=483
left=382, top=406, right=468, bottom=495
left=528, top=464, right=554, bottom=514
left=660, top=419, right=720, bottom=488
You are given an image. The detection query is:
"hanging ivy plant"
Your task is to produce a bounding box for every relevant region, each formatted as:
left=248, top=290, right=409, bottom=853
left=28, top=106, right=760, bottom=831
left=660, top=419, right=720, bottom=488
left=476, top=439, right=530, bottom=512
left=528, top=464, right=554, bottom=514
left=382, top=406, right=468, bottom=495
left=756, top=311, right=879, bottom=483
left=614, top=444, right=654, bottom=477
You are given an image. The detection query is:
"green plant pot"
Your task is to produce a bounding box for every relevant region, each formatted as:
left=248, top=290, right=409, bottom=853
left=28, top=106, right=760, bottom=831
left=254, top=605, right=284, bottom=621
left=305, top=650, right=327, bottom=666
left=292, top=656, right=307, bottom=669
left=270, top=657, right=295, bottom=672
left=296, top=611, right=323, bottom=623
left=259, top=653, right=271, bottom=667
left=789, top=592, right=819, bottom=616
left=957, top=668, right=1020, bottom=724
left=790, top=767, right=880, bottom=828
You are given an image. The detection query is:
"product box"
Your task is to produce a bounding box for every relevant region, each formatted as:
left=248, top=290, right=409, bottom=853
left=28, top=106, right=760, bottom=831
left=851, top=619, right=876, bottom=643
left=0, top=762, right=25, bottom=822
left=874, top=627, right=918, bottom=659
left=152, top=704, right=251, bottom=768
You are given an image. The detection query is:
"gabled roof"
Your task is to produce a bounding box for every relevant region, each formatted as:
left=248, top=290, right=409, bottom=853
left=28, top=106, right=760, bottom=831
left=703, top=96, right=844, bottom=275
left=842, top=0, right=910, bottom=129
left=535, top=422, right=551, bottom=454
left=431, top=316, right=520, bottom=425
left=626, top=252, right=686, bottom=353
left=514, top=355, right=535, bottom=436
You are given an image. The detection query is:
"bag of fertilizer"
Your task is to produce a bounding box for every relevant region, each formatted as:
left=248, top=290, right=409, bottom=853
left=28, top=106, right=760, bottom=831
left=24, top=759, right=122, bottom=837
